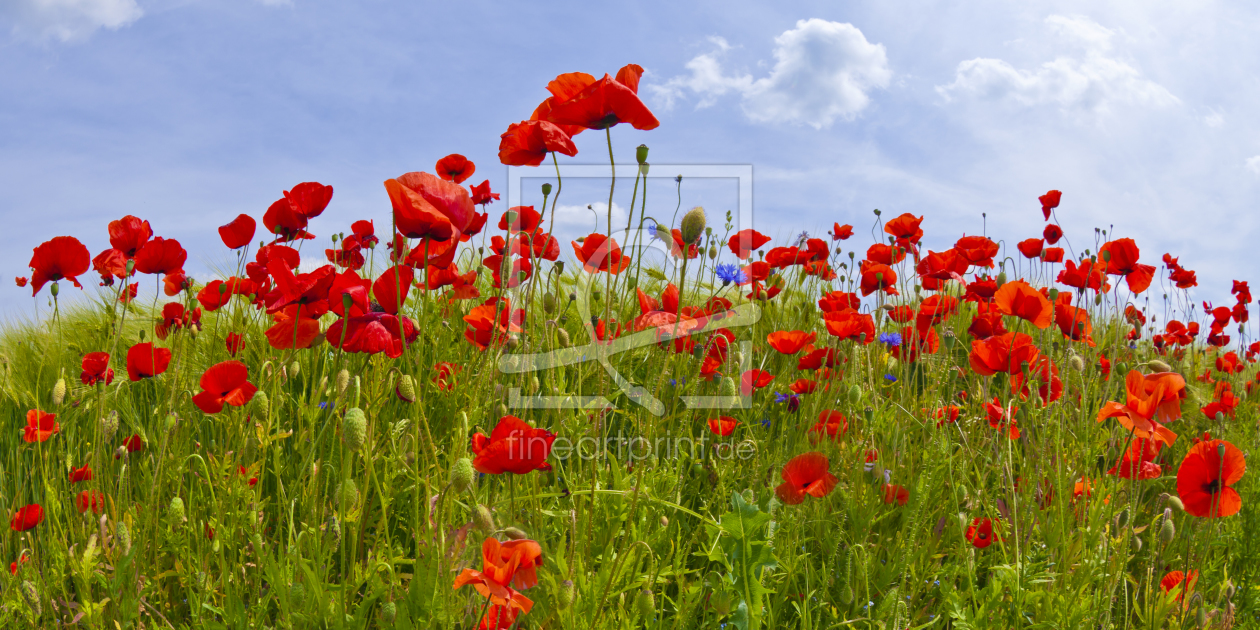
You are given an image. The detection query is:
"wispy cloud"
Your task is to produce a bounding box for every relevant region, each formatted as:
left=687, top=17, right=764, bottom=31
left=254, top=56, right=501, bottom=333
left=2, top=0, right=142, bottom=43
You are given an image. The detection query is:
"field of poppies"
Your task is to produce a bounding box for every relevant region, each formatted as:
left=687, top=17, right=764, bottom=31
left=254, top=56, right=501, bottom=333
left=3, top=63, right=1257, bottom=629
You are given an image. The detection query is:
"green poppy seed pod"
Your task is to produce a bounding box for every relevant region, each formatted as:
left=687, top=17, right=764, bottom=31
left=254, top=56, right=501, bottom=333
left=690, top=462, right=705, bottom=476
left=680, top=206, right=707, bottom=244
left=336, top=369, right=350, bottom=396
left=557, top=328, right=571, bottom=348
left=1047, top=288, right=1059, bottom=301
left=557, top=580, right=577, bottom=610
left=848, top=384, right=862, bottom=405
left=996, top=272, right=1007, bottom=288
left=336, top=478, right=360, bottom=507
left=708, top=244, right=718, bottom=260
left=1102, top=250, right=1111, bottom=263
left=543, top=292, right=557, bottom=314
left=342, top=408, right=367, bottom=452
left=660, top=515, right=669, bottom=527
left=289, top=582, right=306, bottom=607
left=396, top=374, right=416, bottom=403
left=541, top=182, right=553, bottom=196
left=20, top=580, right=40, bottom=617
left=1159, top=517, right=1176, bottom=545
left=449, top=458, right=475, bottom=493
left=341, top=292, right=353, bottom=313
left=168, top=496, right=186, bottom=522
left=251, top=390, right=270, bottom=418
left=639, top=163, right=650, bottom=175
left=1068, top=355, right=1085, bottom=372
left=138, top=329, right=145, bottom=341
left=504, top=527, right=528, bottom=540
left=380, top=601, right=396, bottom=625
left=635, top=589, right=656, bottom=618
left=52, top=377, right=66, bottom=406
left=472, top=504, right=495, bottom=532
left=1094, top=293, right=1103, bottom=306
left=1166, top=495, right=1185, bottom=512
left=719, top=377, right=738, bottom=399
left=627, top=276, right=637, bottom=290
left=636, top=144, right=649, bottom=165
left=873, top=208, right=882, bottom=216
left=164, top=413, right=178, bottom=433
left=50, top=282, right=60, bottom=297
left=1116, top=507, right=1129, bottom=529
left=592, top=289, right=602, bottom=302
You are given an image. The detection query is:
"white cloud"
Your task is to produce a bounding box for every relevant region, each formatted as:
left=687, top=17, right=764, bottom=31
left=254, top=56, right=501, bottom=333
left=3, top=0, right=142, bottom=42
left=1204, top=111, right=1224, bottom=128
left=1246, top=156, right=1260, bottom=175
left=256, top=0, right=293, bottom=6
left=650, top=18, right=892, bottom=129
left=936, top=15, right=1179, bottom=116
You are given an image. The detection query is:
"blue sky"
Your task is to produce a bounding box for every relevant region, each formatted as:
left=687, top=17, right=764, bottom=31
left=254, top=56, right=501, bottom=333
left=3, top=0, right=1258, bottom=321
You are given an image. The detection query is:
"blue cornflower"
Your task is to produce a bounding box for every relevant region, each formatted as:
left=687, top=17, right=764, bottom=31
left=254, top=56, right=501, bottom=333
left=796, top=230, right=811, bottom=246
left=774, top=391, right=788, bottom=403
left=715, top=263, right=746, bottom=286
left=647, top=222, right=665, bottom=242
left=318, top=402, right=331, bottom=410
left=760, top=417, right=771, bottom=428
left=878, top=332, right=902, bottom=348
left=884, top=374, right=898, bottom=383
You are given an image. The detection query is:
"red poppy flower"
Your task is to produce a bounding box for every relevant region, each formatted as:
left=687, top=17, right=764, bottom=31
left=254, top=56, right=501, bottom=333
left=740, top=369, right=774, bottom=395
left=117, top=284, right=139, bottom=303
left=452, top=537, right=535, bottom=614
left=1097, top=370, right=1186, bottom=446
left=225, top=332, right=244, bottom=356
left=133, top=237, right=187, bottom=276
left=79, top=351, right=114, bottom=386
left=1042, top=224, right=1063, bottom=244
left=15, top=277, right=28, bottom=287
left=433, top=362, right=459, bottom=391
left=797, top=347, right=841, bottom=370
left=1176, top=438, right=1245, bottom=518
left=9, top=552, right=28, bottom=575
left=191, top=361, right=258, bottom=414
left=263, top=182, right=333, bottom=241
left=984, top=397, right=1020, bottom=439
left=155, top=302, right=201, bottom=340
left=238, top=466, right=258, bottom=487
left=994, top=280, right=1053, bottom=329
left=498, top=120, right=579, bottom=167
left=470, top=180, right=500, bottom=206
left=824, top=309, right=876, bottom=343
left=28, top=236, right=91, bottom=296
left=818, top=290, right=861, bottom=313
left=1017, top=238, right=1043, bottom=259
left=775, top=452, right=839, bottom=505
left=22, top=410, right=59, bottom=443
left=77, top=490, right=105, bottom=514
left=965, top=517, right=996, bottom=548
left=118, top=434, right=144, bottom=458
left=1052, top=293, right=1092, bottom=343
left=865, top=243, right=906, bottom=266
left=435, top=153, right=475, bottom=184
left=264, top=259, right=335, bottom=314
left=767, top=330, right=816, bottom=355
left=707, top=416, right=738, bottom=436
left=498, top=206, right=542, bottom=233
left=126, top=342, right=172, bottom=381
left=968, top=332, right=1040, bottom=376
left=219, top=214, right=257, bottom=250
left=9, top=505, right=43, bottom=532
left=883, top=484, right=910, bottom=506
left=931, top=405, right=960, bottom=427
left=916, top=294, right=959, bottom=328
left=463, top=298, right=525, bottom=350
left=1057, top=258, right=1109, bottom=293
left=789, top=378, right=818, bottom=395
left=1108, top=437, right=1162, bottom=480
left=892, top=326, right=940, bottom=363
left=69, top=464, right=93, bottom=483
left=832, top=223, right=853, bottom=240
left=1159, top=570, right=1198, bottom=601
left=108, top=215, right=153, bottom=256
left=883, top=213, right=924, bottom=248
left=954, top=236, right=999, bottom=268
left=858, top=261, right=898, bottom=297
left=728, top=229, right=771, bottom=259
left=543, top=69, right=659, bottom=131
left=1098, top=238, right=1155, bottom=293
left=1041, top=247, right=1064, bottom=263
left=808, top=410, right=848, bottom=444
left=471, top=416, right=556, bottom=475
left=1039, top=189, right=1061, bottom=220
left=386, top=171, right=477, bottom=242
left=265, top=303, right=326, bottom=350
left=326, top=311, right=416, bottom=358
left=572, top=233, right=631, bottom=274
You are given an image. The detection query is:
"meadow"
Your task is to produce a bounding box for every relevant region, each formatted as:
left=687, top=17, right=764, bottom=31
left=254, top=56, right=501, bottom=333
left=3, top=64, right=1255, bottom=629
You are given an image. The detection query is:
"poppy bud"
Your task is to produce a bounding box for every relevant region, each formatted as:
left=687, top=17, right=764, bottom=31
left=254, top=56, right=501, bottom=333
left=680, top=206, right=707, bottom=245
left=52, top=377, right=66, bottom=406
left=1068, top=355, right=1085, bottom=372
left=873, top=209, right=882, bottom=216
left=557, top=580, right=577, bottom=610
left=627, top=276, right=637, bottom=290
left=290, top=361, right=300, bottom=378
left=543, top=292, right=557, bottom=314
left=713, top=590, right=735, bottom=614
left=1115, top=507, right=1129, bottom=529
left=472, top=504, right=495, bottom=532
left=1131, top=535, right=1142, bottom=552
left=504, top=527, right=528, bottom=540
left=336, top=369, right=350, bottom=396
left=636, top=144, right=649, bottom=165
left=557, top=328, right=571, bottom=348
left=660, top=515, right=669, bottom=527
left=138, top=329, right=145, bottom=341
left=996, top=272, right=1007, bottom=288
left=342, top=408, right=367, bottom=453
left=251, top=390, right=270, bottom=418
left=1166, top=495, right=1185, bottom=512
left=168, top=497, right=186, bottom=523
left=1195, top=604, right=1206, bottom=628
left=116, top=520, right=132, bottom=554
left=163, top=413, right=179, bottom=433
left=324, top=514, right=341, bottom=546
left=335, top=478, right=359, bottom=507
left=635, top=589, right=655, bottom=618
left=496, top=402, right=509, bottom=418
left=719, top=377, right=737, bottom=399
left=1159, top=516, right=1176, bottom=545
left=102, top=410, right=119, bottom=441
left=395, top=375, right=416, bottom=403
left=848, top=384, right=862, bottom=405
left=708, top=244, right=718, bottom=260
left=380, top=601, right=396, bottom=625
left=639, top=163, right=650, bottom=175
left=541, top=182, right=553, bottom=196
left=20, top=580, right=40, bottom=617
left=449, top=458, right=474, bottom=493
left=1094, top=293, right=1103, bottom=306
